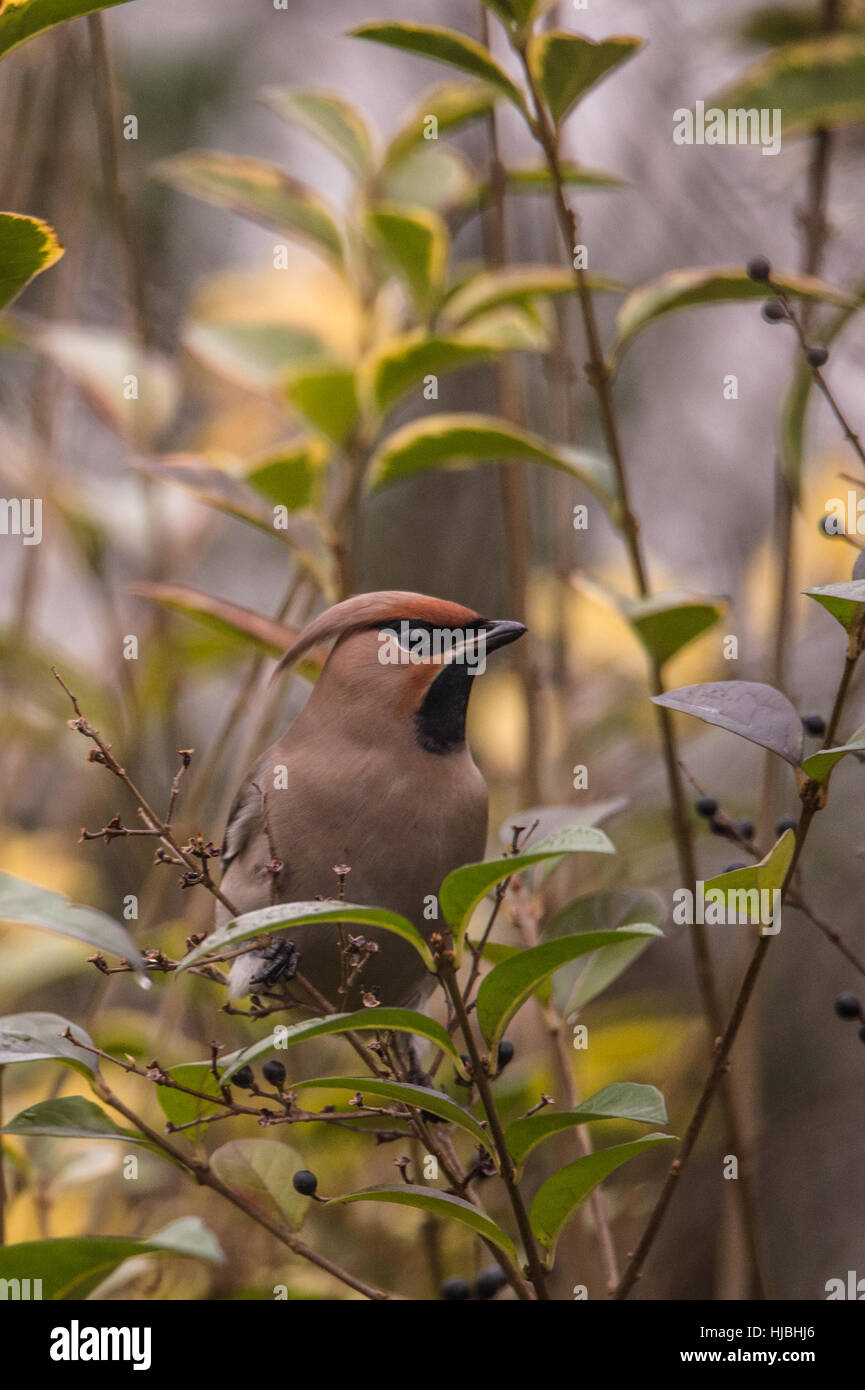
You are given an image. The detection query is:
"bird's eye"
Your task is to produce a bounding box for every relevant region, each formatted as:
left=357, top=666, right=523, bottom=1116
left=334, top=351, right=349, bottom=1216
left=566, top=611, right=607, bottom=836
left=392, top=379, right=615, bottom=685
left=379, top=620, right=433, bottom=653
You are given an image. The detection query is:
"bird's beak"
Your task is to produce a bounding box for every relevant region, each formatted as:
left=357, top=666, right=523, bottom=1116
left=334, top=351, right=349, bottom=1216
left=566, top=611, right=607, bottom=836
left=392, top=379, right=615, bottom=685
left=483, top=618, right=527, bottom=653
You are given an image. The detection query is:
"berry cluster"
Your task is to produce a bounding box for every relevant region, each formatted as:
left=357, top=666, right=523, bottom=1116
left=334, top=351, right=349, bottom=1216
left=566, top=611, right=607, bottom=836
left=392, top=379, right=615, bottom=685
left=230, top=1058, right=287, bottom=1092
left=440, top=1266, right=509, bottom=1300
left=747, top=256, right=829, bottom=365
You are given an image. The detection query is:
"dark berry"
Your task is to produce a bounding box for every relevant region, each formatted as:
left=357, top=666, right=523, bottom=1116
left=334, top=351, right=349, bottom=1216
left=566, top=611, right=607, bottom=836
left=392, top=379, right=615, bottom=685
left=497, top=1039, right=515, bottom=1070
left=475, top=1265, right=508, bottom=1299
left=736, top=819, right=754, bottom=840
left=440, top=1277, right=471, bottom=1301
left=231, top=1065, right=255, bottom=1089
left=802, top=714, right=826, bottom=736
left=747, top=255, right=771, bottom=283
left=724, top=863, right=746, bottom=873
left=292, top=1169, right=318, bottom=1196
left=775, top=816, right=798, bottom=835
left=806, top=345, right=828, bottom=369
left=835, top=993, right=862, bottom=1021
left=709, top=819, right=732, bottom=837
left=762, top=299, right=787, bottom=323
left=696, top=796, right=718, bottom=818
left=262, top=1058, right=286, bottom=1087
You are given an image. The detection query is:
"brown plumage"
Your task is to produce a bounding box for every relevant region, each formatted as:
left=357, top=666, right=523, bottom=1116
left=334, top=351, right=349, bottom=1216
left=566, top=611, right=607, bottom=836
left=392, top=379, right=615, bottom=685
left=218, top=591, right=525, bottom=1009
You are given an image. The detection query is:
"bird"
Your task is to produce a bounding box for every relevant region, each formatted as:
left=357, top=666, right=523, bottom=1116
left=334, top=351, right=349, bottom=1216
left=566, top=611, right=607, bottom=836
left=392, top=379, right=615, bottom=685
left=217, top=590, right=526, bottom=1014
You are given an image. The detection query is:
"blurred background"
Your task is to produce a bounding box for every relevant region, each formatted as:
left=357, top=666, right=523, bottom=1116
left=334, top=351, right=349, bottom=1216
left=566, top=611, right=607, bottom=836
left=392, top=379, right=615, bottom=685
left=1, top=0, right=864, bottom=1300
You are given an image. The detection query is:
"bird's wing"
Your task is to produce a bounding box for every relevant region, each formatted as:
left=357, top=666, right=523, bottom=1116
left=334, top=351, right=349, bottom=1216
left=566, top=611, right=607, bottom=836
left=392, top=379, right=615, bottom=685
left=221, top=775, right=266, bottom=874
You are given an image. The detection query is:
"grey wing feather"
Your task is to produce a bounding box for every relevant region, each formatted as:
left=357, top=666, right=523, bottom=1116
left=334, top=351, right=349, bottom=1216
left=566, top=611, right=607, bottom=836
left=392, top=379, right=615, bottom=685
left=221, top=778, right=264, bottom=873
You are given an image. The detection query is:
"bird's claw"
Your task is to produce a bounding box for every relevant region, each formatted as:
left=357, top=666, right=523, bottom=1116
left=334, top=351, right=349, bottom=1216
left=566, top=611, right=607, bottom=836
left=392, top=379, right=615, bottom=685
left=252, top=938, right=300, bottom=988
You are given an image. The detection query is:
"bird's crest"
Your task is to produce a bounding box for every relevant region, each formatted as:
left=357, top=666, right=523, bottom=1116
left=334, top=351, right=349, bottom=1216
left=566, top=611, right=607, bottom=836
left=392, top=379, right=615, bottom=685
left=272, top=591, right=480, bottom=678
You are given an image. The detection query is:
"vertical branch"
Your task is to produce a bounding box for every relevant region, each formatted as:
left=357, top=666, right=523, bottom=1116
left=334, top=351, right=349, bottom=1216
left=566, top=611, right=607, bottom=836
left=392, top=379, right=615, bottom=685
left=615, top=613, right=865, bottom=1297
left=440, top=961, right=549, bottom=1299
left=512, top=36, right=766, bottom=1294
left=479, top=6, right=542, bottom=807
left=760, top=0, right=840, bottom=819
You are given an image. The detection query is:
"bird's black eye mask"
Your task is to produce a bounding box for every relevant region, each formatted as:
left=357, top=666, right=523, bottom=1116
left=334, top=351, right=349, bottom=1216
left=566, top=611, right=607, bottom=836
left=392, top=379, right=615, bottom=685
left=369, top=618, right=490, bottom=672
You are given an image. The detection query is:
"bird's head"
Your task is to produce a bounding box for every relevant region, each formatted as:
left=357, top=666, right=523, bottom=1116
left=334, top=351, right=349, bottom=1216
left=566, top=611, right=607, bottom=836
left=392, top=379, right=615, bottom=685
left=273, top=591, right=526, bottom=754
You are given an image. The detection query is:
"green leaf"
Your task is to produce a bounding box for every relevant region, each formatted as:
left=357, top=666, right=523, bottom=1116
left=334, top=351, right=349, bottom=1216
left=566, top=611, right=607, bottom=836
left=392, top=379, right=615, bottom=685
left=153, top=152, right=344, bottom=264
left=382, top=145, right=477, bottom=216
left=738, top=5, right=837, bottom=47
left=527, top=31, right=643, bottom=124
left=384, top=82, right=497, bottom=168
left=476, top=929, right=658, bottom=1048
left=0, top=212, right=63, bottom=309
left=366, top=204, right=449, bottom=313
left=0, top=872, right=148, bottom=982
left=261, top=88, right=376, bottom=176
left=0, top=1218, right=223, bottom=1300
left=652, top=681, right=804, bottom=766
left=184, top=318, right=330, bottom=392
left=329, top=1184, right=515, bottom=1258
left=442, top=265, right=623, bottom=327
left=540, top=888, right=663, bottom=1013
left=458, top=305, right=549, bottom=351
left=219, top=1009, right=467, bottom=1083
left=611, top=266, right=853, bottom=364
left=716, top=33, right=865, bottom=139
left=130, top=582, right=302, bottom=659
left=483, top=0, right=550, bottom=27
left=438, top=825, right=616, bottom=950
left=350, top=22, right=527, bottom=114
left=480, top=0, right=519, bottom=25
left=804, top=580, right=865, bottom=631
left=577, top=579, right=728, bottom=670
left=0, top=1012, right=97, bottom=1076
left=0, top=0, right=132, bottom=61
left=178, top=901, right=434, bottom=974
left=245, top=439, right=327, bottom=512
left=552, top=926, right=662, bottom=1016
left=368, top=413, right=618, bottom=515
left=1, top=1096, right=147, bottom=1142
left=363, top=331, right=503, bottom=415
left=211, top=1139, right=307, bottom=1229
left=530, top=1135, right=676, bottom=1256
left=626, top=593, right=728, bottom=668
left=283, top=362, right=359, bottom=446
left=505, top=1082, right=668, bottom=1167
left=702, top=830, right=795, bottom=925
left=293, top=1077, right=495, bottom=1155
left=801, top=722, right=865, bottom=783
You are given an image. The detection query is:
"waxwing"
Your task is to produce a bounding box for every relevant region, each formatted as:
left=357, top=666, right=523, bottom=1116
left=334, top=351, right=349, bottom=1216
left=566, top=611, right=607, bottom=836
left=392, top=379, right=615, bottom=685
left=218, top=591, right=525, bottom=1010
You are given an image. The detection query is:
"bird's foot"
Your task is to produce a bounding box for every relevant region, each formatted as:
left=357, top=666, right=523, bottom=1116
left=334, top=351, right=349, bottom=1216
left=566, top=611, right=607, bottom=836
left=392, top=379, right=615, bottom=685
left=251, top=938, right=300, bottom=989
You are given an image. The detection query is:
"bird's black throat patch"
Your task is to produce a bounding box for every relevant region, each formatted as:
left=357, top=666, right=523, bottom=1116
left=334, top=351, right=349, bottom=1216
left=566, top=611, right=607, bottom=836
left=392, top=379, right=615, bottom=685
left=413, top=661, right=474, bottom=755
